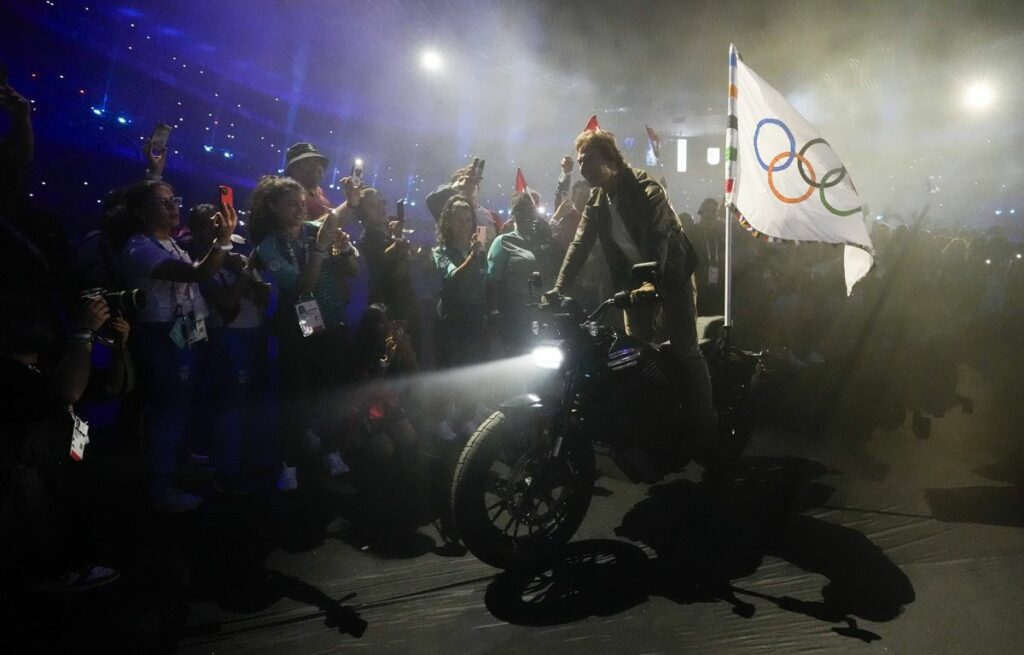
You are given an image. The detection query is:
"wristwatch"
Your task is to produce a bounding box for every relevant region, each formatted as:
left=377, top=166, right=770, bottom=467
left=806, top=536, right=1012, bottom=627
left=213, top=242, right=234, bottom=253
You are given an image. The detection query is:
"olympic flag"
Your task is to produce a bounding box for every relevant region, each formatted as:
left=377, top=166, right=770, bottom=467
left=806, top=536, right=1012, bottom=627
left=726, top=44, right=874, bottom=295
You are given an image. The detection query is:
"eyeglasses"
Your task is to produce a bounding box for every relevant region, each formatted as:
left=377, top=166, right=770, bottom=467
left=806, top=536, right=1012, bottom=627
left=153, top=196, right=183, bottom=209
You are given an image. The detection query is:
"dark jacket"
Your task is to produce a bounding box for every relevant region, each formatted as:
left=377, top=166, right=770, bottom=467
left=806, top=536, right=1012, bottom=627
left=555, top=167, right=698, bottom=295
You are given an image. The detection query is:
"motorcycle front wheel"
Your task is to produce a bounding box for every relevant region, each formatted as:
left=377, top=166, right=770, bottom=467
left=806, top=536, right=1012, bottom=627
left=451, top=410, right=595, bottom=569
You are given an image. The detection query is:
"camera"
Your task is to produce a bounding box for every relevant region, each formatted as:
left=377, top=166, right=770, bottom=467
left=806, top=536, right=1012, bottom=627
left=81, top=288, right=147, bottom=317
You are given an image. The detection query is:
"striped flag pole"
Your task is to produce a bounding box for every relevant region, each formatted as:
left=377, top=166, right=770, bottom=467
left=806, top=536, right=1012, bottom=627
left=724, top=43, right=739, bottom=328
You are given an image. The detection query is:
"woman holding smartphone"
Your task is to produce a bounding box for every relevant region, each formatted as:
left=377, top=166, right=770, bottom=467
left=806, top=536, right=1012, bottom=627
left=354, top=188, right=421, bottom=355
left=117, top=180, right=237, bottom=513
left=432, top=195, right=487, bottom=369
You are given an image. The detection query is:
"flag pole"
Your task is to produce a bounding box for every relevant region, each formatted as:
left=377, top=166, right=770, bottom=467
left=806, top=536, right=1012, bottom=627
left=723, top=44, right=738, bottom=330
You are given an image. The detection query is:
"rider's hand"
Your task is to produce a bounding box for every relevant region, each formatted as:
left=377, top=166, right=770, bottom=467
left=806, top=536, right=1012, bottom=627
left=540, top=288, right=563, bottom=307
left=629, top=281, right=658, bottom=304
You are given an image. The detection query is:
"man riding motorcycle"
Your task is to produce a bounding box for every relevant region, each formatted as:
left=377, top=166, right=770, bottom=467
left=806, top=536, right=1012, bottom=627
left=544, top=128, right=720, bottom=475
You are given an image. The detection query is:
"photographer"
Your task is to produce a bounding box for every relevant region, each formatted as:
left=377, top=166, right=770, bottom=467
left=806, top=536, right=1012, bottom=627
left=0, top=295, right=129, bottom=591
left=117, top=180, right=237, bottom=512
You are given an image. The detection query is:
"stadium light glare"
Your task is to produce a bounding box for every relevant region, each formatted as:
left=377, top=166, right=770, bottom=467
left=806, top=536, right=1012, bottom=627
left=963, top=81, right=995, bottom=111
left=420, top=50, right=444, bottom=73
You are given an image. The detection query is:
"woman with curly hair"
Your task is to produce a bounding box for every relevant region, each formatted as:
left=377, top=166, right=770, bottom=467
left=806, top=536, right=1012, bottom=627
left=251, top=175, right=360, bottom=490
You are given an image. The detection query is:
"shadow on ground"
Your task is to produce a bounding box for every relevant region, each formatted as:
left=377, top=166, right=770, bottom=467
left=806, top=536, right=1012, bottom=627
left=485, top=456, right=915, bottom=642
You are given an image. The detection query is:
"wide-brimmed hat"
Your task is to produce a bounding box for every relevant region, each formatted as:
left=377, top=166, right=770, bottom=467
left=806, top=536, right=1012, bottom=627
left=285, top=142, right=329, bottom=170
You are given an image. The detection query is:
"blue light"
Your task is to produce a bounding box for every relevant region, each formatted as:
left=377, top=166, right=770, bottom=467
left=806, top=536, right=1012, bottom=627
left=409, top=201, right=416, bottom=207
left=203, top=145, right=213, bottom=152
left=117, top=116, right=128, bottom=125
left=223, top=151, right=234, bottom=159
left=91, top=107, right=104, bottom=116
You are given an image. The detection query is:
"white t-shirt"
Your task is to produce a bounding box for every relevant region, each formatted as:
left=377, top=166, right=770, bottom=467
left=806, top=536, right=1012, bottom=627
left=121, top=234, right=210, bottom=324
left=608, top=201, right=645, bottom=267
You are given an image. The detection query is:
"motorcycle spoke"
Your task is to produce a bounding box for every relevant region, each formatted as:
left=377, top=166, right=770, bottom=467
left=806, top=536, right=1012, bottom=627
left=501, top=513, right=515, bottom=535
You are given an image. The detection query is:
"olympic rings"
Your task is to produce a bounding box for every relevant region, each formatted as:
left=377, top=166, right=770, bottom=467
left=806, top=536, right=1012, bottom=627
left=754, top=118, right=796, bottom=172
left=818, top=168, right=862, bottom=216
left=798, top=138, right=846, bottom=190
left=768, top=151, right=815, bottom=204
left=754, top=118, right=862, bottom=216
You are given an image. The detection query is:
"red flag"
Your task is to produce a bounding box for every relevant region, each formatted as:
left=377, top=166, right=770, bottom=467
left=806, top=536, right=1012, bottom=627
left=514, top=168, right=528, bottom=193
left=584, top=115, right=600, bottom=132
left=645, top=124, right=661, bottom=160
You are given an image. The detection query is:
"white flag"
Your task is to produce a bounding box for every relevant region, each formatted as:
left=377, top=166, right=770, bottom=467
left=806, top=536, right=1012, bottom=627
left=726, top=44, right=873, bottom=295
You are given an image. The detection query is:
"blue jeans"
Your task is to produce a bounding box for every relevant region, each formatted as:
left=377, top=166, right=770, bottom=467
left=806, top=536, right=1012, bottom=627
left=132, top=323, right=205, bottom=497
left=210, top=327, right=267, bottom=480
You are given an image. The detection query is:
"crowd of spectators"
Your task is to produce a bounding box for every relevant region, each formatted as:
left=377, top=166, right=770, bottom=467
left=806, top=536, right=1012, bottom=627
left=2, top=74, right=1021, bottom=595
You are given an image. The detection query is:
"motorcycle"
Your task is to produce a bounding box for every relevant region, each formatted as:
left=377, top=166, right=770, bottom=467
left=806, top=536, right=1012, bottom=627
left=449, top=262, right=765, bottom=569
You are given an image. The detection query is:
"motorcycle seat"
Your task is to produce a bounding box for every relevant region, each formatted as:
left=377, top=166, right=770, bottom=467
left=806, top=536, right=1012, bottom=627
left=697, top=315, right=725, bottom=345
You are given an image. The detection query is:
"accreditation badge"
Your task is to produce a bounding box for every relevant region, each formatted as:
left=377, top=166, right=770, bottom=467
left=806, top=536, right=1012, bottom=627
left=186, top=313, right=208, bottom=345
left=708, top=265, right=720, bottom=286
left=295, top=298, right=326, bottom=337
left=169, top=315, right=189, bottom=350
left=69, top=409, right=90, bottom=461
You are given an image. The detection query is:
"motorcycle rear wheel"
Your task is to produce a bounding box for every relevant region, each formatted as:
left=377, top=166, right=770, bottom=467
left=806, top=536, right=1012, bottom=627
left=451, top=411, right=595, bottom=569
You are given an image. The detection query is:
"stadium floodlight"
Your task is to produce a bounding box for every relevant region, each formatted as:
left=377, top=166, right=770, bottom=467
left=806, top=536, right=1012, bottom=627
left=963, top=81, right=995, bottom=111
left=421, top=50, right=444, bottom=73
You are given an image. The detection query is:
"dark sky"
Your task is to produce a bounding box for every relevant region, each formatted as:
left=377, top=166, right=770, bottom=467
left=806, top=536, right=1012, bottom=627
left=4, top=0, right=1023, bottom=224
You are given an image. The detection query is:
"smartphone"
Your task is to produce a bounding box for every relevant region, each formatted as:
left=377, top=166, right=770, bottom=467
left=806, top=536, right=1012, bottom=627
left=473, top=157, right=486, bottom=180
left=219, top=185, right=234, bottom=211
left=396, top=199, right=405, bottom=221
left=150, top=122, right=172, bottom=155
left=475, top=225, right=487, bottom=244
left=351, top=158, right=364, bottom=186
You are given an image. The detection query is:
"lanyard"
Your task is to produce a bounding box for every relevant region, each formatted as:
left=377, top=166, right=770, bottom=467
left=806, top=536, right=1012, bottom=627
left=281, top=225, right=311, bottom=271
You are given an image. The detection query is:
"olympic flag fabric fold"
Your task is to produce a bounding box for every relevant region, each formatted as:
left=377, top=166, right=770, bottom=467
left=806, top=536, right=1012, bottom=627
left=726, top=44, right=873, bottom=295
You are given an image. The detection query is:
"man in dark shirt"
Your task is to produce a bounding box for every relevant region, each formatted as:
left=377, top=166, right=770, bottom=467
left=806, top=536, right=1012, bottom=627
left=284, top=142, right=335, bottom=222
left=689, top=197, right=725, bottom=316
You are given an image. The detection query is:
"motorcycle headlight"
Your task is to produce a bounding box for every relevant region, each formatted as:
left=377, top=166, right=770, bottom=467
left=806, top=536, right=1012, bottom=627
left=532, top=345, right=564, bottom=370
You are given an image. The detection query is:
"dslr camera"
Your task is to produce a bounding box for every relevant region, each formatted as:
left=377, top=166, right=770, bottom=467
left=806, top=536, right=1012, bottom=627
left=80, top=288, right=147, bottom=317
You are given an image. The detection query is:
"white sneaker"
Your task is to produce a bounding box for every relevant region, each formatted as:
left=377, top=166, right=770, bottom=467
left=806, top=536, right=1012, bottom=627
left=152, top=487, right=202, bottom=513
left=276, top=464, right=298, bottom=491
left=33, top=565, right=120, bottom=593
left=322, top=451, right=350, bottom=477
